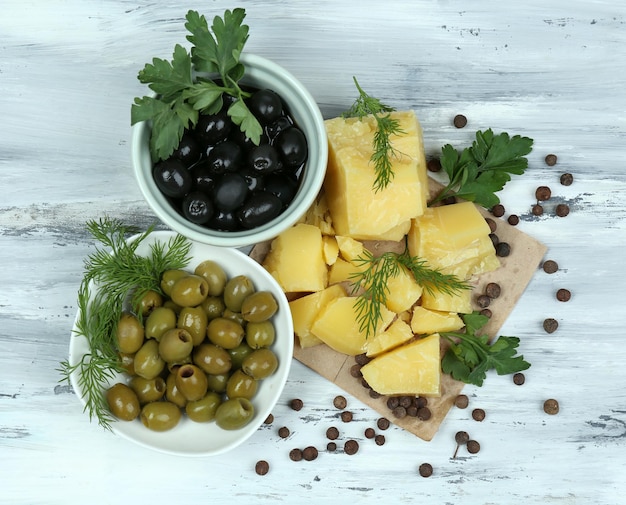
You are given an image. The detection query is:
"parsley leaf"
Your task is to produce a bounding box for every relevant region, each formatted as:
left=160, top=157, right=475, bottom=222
left=440, top=312, right=530, bottom=387
left=430, top=129, right=533, bottom=208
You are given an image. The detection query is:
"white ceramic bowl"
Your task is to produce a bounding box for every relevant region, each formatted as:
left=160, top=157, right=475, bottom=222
left=132, top=54, right=327, bottom=248
left=68, top=230, right=294, bottom=456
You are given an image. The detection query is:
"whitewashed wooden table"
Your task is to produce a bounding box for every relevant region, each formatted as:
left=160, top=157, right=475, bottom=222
left=2, top=1, right=625, bottom=503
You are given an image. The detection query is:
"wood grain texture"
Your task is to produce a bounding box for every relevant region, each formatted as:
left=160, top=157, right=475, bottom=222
left=1, top=1, right=625, bottom=504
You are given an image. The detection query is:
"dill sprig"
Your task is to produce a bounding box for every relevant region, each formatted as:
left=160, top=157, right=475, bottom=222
left=349, top=248, right=471, bottom=339
left=343, top=77, right=405, bottom=192
left=58, top=217, right=192, bottom=430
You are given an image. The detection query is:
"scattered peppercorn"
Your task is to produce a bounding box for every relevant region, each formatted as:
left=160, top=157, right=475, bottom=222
left=369, top=389, right=382, bottom=399
left=489, top=233, right=499, bottom=247
left=264, top=413, right=274, bottom=424
left=290, top=398, right=303, bottom=411
left=365, top=427, right=375, bottom=439
left=344, top=439, right=359, bottom=455
left=556, top=288, right=571, bottom=302
left=472, top=408, right=486, bottom=422
left=560, top=173, right=574, bottom=186
left=333, top=395, right=347, bottom=410
left=513, top=372, right=525, bottom=385
left=453, top=114, right=467, bottom=128
left=485, top=282, right=501, bottom=299
left=303, top=446, right=319, bottom=461
left=480, top=308, right=492, bottom=318
left=535, top=186, right=552, bottom=201
left=377, top=417, right=390, bottom=430
left=327, top=442, right=337, bottom=452
left=507, top=214, right=519, bottom=226
left=419, top=463, right=434, bottom=477
left=495, top=242, right=511, bottom=257
left=453, top=430, right=470, bottom=458
left=543, top=399, right=560, bottom=415
left=387, top=396, right=400, bottom=410
left=289, top=448, right=303, bottom=461
left=545, top=154, right=558, bottom=166
left=416, top=397, right=428, bottom=408
left=491, top=204, right=505, bottom=217
left=455, top=394, right=469, bottom=409
left=467, top=440, right=481, bottom=454
left=532, top=204, right=544, bottom=216
left=255, top=460, right=270, bottom=475
left=417, top=407, right=432, bottom=421
left=556, top=203, right=570, bottom=217
left=341, top=411, right=353, bottom=423
left=399, top=396, right=413, bottom=408
left=375, top=434, right=386, bottom=446
left=427, top=158, right=442, bottom=172
left=392, top=406, right=407, bottom=419
left=278, top=426, right=290, bottom=438
left=326, top=426, right=339, bottom=440
left=543, top=318, right=559, bottom=333
left=485, top=217, right=497, bottom=232
left=355, top=354, right=370, bottom=366
left=407, top=405, right=418, bottom=417
left=350, top=364, right=362, bottom=378
left=476, top=294, right=491, bottom=308
left=542, top=260, right=558, bottom=273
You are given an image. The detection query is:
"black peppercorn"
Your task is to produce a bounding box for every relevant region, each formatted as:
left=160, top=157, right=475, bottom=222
left=264, top=413, right=274, bottom=424
left=290, top=398, right=303, bottom=411
left=278, top=426, right=290, bottom=438
left=467, top=440, right=481, bottom=454
left=480, top=308, right=492, bottom=318
left=476, top=294, right=491, bottom=308
left=327, top=442, right=337, bottom=451
left=341, top=411, right=353, bottom=423
left=417, top=407, right=432, bottom=421
left=453, top=114, right=467, bottom=128
left=289, top=448, right=303, bottom=461
left=491, top=204, right=505, bottom=217
left=344, top=439, right=359, bottom=455
left=387, top=396, right=400, bottom=410
left=333, top=395, right=347, bottom=410
left=427, top=158, right=442, bottom=172
left=542, top=260, right=558, bottom=273
left=485, top=282, right=501, bottom=299
left=513, top=372, right=525, bottom=385
left=355, top=353, right=370, bottom=366
left=556, top=288, right=571, bottom=302
left=365, top=427, right=375, bottom=439
left=556, top=203, right=570, bottom=217
left=543, top=318, right=559, bottom=333
left=472, top=408, right=486, bottom=422
left=255, top=460, right=270, bottom=475
left=485, top=217, right=497, bottom=232
left=545, top=154, right=558, bottom=166
left=375, top=434, right=386, bottom=446
left=377, top=417, right=391, bottom=430
left=560, top=173, right=574, bottom=186
left=507, top=214, right=520, bottom=226
left=532, top=204, right=544, bottom=216
left=419, top=463, right=433, bottom=477
left=535, top=186, right=552, bottom=201
left=455, top=394, right=469, bottom=409
left=326, top=426, right=339, bottom=440
left=543, top=399, right=560, bottom=415
left=303, top=446, right=318, bottom=461
left=392, top=406, right=407, bottom=418
left=495, top=242, right=511, bottom=257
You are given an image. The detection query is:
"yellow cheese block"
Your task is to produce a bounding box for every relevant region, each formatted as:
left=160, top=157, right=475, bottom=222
left=262, top=223, right=328, bottom=293
left=366, top=318, right=414, bottom=358
left=289, top=284, right=347, bottom=348
left=335, top=236, right=365, bottom=261
left=420, top=286, right=472, bottom=314
left=324, top=111, right=428, bottom=241
left=361, top=333, right=441, bottom=396
left=410, top=306, right=464, bottom=335
left=384, top=264, right=423, bottom=313
left=328, top=257, right=367, bottom=285
left=322, top=235, right=339, bottom=265
left=310, top=296, right=395, bottom=356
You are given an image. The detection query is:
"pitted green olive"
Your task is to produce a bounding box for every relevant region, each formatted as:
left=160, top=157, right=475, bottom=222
left=116, top=312, right=145, bottom=354
left=140, top=401, right=181, bottom=432
left=242, top=348, right=278, bottom=379
left=193, top=343, right=232, bottom=375
left=207, top=317, right=245, bottom=349
left=106, top=383, right=140, bottom=421
left=175, top=364, right=208, bottom=401
left=245, top=321, right=276, bottom=349
left=134, top=339, right=165, bottom=380
left=119, top=352, right=136, bottom=375
left=206, top=373, right=229, bottom=393
left=170, top=274, right=209, bottom=307
left=165, top=369, right=187, bottom=408
left=137, top=289, right=163, bottom=316
left=241, top=291, right=278, bottom=323
left=222, top=309, right=245, bottom=326
left=226, top=369, right=258, bottom=400
left=177, top=306, right=208, bottom=346
left=199, top=296, right=226, bottom=321
left=223, top=275, right=255, bottom=312
left=158, top=328, right=194, bottom=363
left=228, top=342, right=254, bottom=370
left=144, top=306, right=177, bottom=341
left=215, top=397, right=255, bottom=430
left=160, top=269, right=188, bottom=297
left=185, top=392, right=222, bottom=423
left=194, top=260, right=227, bottom=296
left=163, top=300, right=183, bottom=314
left=130, top=376, right=166, bottom=404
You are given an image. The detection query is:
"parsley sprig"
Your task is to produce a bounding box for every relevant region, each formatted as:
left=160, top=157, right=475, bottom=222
left=350, top=248, right=470, bottom=339
left=430, top=129, right=534, bottom=208
left=343, top=77, right=405, bottom=192
left=131, top=8, right=262, bottom=162
left=440, top=312, right=530, bottom=386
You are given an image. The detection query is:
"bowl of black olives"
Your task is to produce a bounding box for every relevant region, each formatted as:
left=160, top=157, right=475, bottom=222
left=132, top=53, right=327, bottom=248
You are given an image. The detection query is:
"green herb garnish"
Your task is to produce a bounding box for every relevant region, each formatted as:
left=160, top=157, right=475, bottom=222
left=131, top=8, right=262, bottom=162
left=58, top=217, right=192, bottom=430
left=349, top=248, right=470, bottom=339
left=440, top=312, right=530, bottom=386
left=343, top=77, right=405, bottom=192
left=429, top=129, right=533, bottom=208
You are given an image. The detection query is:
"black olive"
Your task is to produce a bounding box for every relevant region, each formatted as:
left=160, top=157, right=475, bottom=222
left=248, top=89, right=283, bottom=124
left=240, top=169, right=265, bottom=192
left=237, top=191, right=283, bottom=229
left=265, top=116, right=292, bottom=141
left=190, top=162, right=217, bottom=193
left=276, top=127, right=308, bottom=168
left=207, top=140, right=244, bottom=175
left=249, top=144, right=281, bottom=175
left=173, top=132, right=202, bottom=167
left=207, top=209, right=239, bottom=231
left=153, top=158, right=192, bottom=198
left=264, top=173, right=298, bottom=206
left=182, top=191, right=214, bottom=224
left=212, top=173, right=249, bottom=212
left=230, top=125, right=269, bottom=151
left=195, top=110, right=232, bottom=146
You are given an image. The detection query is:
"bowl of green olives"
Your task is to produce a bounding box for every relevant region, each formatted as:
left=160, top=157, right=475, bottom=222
left=132, top=53, right=328, bottom=248
left=68, top=231, right=294, bottom=456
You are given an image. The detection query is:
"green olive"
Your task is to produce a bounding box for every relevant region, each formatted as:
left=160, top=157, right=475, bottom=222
left=193, top=343, right=232, bottom=375
left=144, top=306, right=177, bottom=342
left=241, top=291, right=278, bottom=323
left=170, top=274, right=209, bottom=307
left=134, top=339, right=165, bottom=380
left=245, top=321, right=276, bottom=349
left=165, top=370, right=187, bottom=408
left=129, top=376, right=166, bottom=404
left=119, top=352, right=136, bottom=375
left=163, top=300, right=183, bottom=314
left=175, top=364, right=208, bottom=401
left=199, top=296, right=226, bottom=321
left=185, top=392, right=222, bottom=423
left=215, top=397, right=255, bottom=430
left=194, top=260, right=227, bottom=296
left=226, top=369, right=258, bottom=400
left=228, top=342, right=254, bottom=370
left=222, top=309, right=245, bottom=326
left=223, top=275, right=255, bottom=312
left=207, top=317, right=245, bottom=349
left=242, top=348, right=279, bottom=379
left=137, top=289, right=163, bottom=317
left=106, top=383, right=140, bottom=421
left=116, top=312, right=145, bottom=354
left=177, top=306, right=208, bottom=346
left=160, top=269, right=189, bottom=297
left=159, top=328, right=193, bottom=363
left=206, top=373, right=229, bottom=393
left=140, top=401, right=181, bottom=432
